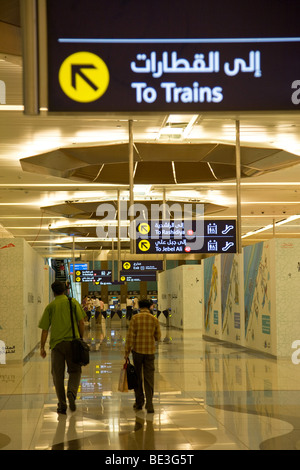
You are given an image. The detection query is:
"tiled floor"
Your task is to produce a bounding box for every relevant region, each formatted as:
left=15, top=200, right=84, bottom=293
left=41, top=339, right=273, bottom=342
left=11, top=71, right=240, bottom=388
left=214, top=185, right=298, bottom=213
left=1, top=320, right=300, bottom=451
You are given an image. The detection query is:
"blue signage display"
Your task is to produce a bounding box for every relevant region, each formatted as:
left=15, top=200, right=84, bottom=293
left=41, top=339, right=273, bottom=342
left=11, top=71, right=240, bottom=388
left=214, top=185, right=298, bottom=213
left=46, top=0, right=300, bottom=112
left=69, top=262, right=88, bottom=274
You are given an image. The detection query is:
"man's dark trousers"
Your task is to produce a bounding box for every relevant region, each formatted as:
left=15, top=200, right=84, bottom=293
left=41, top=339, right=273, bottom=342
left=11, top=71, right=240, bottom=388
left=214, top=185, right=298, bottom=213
left=132, top=350, right=155, bottom=411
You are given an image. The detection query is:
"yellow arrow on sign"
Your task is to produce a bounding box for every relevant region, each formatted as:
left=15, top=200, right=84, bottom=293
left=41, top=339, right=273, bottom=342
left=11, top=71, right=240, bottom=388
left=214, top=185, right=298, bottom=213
left=138, top=223, right=150, bottom=234
left=59, top=51, right=110, bottom=103
left=138, top=240, right=151, bottom=252
left=123, top=262, right=131, bottom=270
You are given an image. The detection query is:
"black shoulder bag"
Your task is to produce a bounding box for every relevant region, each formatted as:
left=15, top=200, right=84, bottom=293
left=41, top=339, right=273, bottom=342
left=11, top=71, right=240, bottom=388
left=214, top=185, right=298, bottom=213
left=126, top=358, right=138, bottom=390
left=69, top=297, right=90, bottom=366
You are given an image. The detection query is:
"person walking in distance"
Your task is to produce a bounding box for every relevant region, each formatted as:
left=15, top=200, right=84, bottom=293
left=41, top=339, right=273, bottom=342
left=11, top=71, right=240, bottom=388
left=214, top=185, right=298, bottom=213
left=39, top=281, right=85, bottom=415
left=125, top=299, right=161, bottom=413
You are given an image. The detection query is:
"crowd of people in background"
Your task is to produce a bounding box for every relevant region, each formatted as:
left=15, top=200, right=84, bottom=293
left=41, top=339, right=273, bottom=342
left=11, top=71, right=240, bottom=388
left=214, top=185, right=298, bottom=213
left=79, top=293, right=159, bottom=413
left=81, top=295, right=141, bottom=323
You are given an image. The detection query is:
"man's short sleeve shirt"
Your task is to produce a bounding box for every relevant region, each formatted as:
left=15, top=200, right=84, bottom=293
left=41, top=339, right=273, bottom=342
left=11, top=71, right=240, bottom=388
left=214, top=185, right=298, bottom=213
left=38, top=295, right=85, bottom=349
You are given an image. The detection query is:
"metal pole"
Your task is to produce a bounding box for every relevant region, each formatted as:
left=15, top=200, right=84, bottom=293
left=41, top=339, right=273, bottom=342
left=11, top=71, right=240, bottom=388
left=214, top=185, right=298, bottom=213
left=72, top=236, right=75, bottom=283
left=163, top=188, right=167, bottom=271
left=20, top=0, right=39, bottom=115
left=112, top=240, right=115, bottom=281
left=129, top=120, right=135, bottom=254
left=118, top=190, right=121, bottom=281
left=235, top=120, right=242, bottom=254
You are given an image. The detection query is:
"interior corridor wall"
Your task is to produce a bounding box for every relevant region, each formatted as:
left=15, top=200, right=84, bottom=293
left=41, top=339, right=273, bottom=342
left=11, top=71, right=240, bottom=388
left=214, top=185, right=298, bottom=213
left=203, top=255, right=221, bottom=340
left=157, top=264, right=203, bottom=330
left=243, top=241, right=276, bottom=355
left=274, top=238, right=300, bottom=357
left=0, top=238, right=50, bottom=363
left=221, top=253, right=244, bottom=347
left=203, top=239, right=300, bottom=357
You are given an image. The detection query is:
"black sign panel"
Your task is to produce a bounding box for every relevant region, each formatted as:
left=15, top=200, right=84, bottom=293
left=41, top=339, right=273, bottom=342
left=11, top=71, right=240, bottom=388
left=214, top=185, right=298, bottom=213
left=120, top=271, right=157, bottom=282
left=121, top=260, right=163, bottom=271
left=46, top=0, right=300, bottom=112
left=135, top=220, right=236, bottom=254
left=75, top=270, right=112, bottom=284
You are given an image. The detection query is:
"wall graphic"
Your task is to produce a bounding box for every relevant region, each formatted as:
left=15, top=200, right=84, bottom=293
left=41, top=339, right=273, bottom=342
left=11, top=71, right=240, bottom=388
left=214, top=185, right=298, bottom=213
left=221, top=253, right=243, bottom=344
left=243, top=242, right=274, bottom=354
left=204, top=256, right=220, bottom=337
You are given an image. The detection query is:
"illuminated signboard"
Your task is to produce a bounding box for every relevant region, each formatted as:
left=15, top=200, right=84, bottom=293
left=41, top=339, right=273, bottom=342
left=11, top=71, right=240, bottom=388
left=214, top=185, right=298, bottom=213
left=75, top=270, right=112, bottom=284
left=69, top=262, right=88, bottom=274
left=46, top=0, right=300, bottom=112
left=120, top=271, right=157, bottom=282
left=135, top=220, right=236, bottom=254
left=122, top=260, right=163, bottom=271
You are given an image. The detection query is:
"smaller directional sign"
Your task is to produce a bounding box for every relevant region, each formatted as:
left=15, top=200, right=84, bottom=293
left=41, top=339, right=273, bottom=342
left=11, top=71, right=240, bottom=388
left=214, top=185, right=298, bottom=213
left=122, top=260, right=163, bottom=271
left=136, top=220, right=236, bottom=254
left=120, top=271, right=157, bottom=282
left=75, top=269, right=112, bottom=283
left=69, top=262, right=88, bottom=274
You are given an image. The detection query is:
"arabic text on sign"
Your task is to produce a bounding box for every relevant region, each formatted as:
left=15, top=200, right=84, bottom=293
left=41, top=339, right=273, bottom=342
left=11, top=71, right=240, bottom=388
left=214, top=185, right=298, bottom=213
left=130, top=51, right=261, bottom=78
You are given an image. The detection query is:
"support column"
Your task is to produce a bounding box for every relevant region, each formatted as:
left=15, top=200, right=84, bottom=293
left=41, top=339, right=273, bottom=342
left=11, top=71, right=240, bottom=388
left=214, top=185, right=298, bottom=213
left=72, top=236, right=75, bottom=283
left=20, top=0, right=39, bottom=115
left=117, top=190, right=121, bottom=281
left=163, top=188, right=167, bottom=271
left=129, top=120, right=135, bottom=254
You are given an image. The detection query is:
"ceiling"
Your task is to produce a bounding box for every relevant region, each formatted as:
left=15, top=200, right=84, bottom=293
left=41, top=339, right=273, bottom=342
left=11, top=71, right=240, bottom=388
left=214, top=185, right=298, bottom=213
left=1, top=2, right=300, bottom=261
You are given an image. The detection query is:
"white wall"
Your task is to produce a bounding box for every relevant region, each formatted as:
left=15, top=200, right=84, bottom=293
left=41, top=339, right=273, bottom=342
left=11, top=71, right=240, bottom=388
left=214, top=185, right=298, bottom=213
left=0, top=238, right=51, bottom=362
left=275, top=239, right=300, bottom=357
left=157, top=264, right=203, bottom=330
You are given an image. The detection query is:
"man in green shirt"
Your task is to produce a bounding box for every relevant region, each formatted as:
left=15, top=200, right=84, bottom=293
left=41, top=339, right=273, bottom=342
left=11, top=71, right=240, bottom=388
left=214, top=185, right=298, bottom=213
left=39, top=281, right=85, bottom=415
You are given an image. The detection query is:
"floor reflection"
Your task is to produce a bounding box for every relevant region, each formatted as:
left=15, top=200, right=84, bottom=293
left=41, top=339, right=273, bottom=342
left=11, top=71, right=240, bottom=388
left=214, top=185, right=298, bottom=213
left=1, top=323, right=300, bottom=450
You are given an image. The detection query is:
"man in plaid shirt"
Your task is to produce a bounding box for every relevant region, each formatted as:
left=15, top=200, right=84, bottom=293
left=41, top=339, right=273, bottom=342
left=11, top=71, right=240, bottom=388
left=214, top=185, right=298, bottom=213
left=125, top=299, right=161, bottom=413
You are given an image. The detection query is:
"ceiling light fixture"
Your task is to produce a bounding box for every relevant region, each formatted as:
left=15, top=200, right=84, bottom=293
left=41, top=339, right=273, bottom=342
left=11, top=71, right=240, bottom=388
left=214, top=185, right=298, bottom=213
left=242, top=214, right=300, bottom=238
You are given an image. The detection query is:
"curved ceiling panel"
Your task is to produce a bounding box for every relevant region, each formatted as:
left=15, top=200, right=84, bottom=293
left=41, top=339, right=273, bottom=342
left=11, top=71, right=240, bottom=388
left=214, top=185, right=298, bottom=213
left=43, top=199, right=227, bottom=221
left=20, top=142, right=300, bottom=184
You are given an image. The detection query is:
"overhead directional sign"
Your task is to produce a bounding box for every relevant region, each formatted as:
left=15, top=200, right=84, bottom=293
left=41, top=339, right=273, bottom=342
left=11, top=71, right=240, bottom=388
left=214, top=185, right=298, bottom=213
left=135, top=220, right=236, bottom=254
left=122, top=260, right=163, bottom=271
left=120, top=271, right=157, bottom=282
left=46, top=0, right=300, bottom=112
left=69, top=262, right=88, bottom=274
left=75, top=269, right=112, bottom=284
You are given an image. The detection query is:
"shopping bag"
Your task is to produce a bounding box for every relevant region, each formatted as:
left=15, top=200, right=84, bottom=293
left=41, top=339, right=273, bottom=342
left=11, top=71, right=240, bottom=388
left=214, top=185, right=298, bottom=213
left=118, top=363, right=128, bottom=392
left=126, top=358, right=138, bottom=390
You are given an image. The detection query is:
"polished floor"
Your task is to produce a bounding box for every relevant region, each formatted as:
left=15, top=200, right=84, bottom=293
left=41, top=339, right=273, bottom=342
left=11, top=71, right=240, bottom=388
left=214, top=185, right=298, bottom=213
left=1, top=319, right=300, bottom=451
